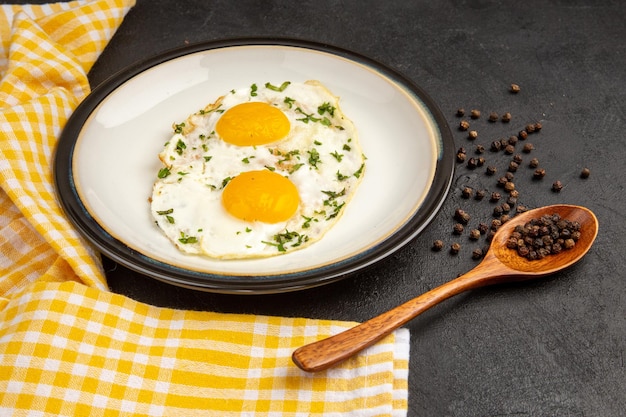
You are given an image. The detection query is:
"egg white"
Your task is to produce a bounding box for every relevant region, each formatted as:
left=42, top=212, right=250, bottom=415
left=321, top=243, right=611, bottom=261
left=150, top=80, right=365, bottom=259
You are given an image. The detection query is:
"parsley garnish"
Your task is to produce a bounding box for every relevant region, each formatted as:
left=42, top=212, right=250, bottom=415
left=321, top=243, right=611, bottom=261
left=158, top=167, right=171, bottom=178
left=175, top=139, right=186, bottom=155
left=265, top=81, right=291, bottom=92
left=307, top=148, right=321, bottom=168
left=250, top=83, right=258, bottom=96
left=178, top=232, right=198, bottom=244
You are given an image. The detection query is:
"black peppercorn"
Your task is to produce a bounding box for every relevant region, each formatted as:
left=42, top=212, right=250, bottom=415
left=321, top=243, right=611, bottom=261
left=475, top=189, right=486, bottom=201
left=450, top=242, right=461, bottom=254
left=508, top=161, right=519, bottom=172
left=510, top=83, right=520, bottom=93
left=478, top=222, right=489, bottom=234
left=454, top=208, right=471, bottom=224
left=504, top=144, right=515, bottom=155
left=525, top=124, right=536, bottom=134
left=456, top=108, right=465, bottom=117
left=462, top=187, right=473, bottom=199
left=456, top=152, right=467, bottom=163
left=488, top=112, right=499, bottom=122
left=469, top=229, right=481, bottom=240
left=472, top=248, right=484, bottom=260
left=504, top=181, right=516, bottom=193
left=522, top=143, right=534, bottom=153
left=468, top=130, right=478, bottom=140
left=580, top=167, right=590, bottom=178
left=475, top=144, right=485, bottom=154
left=533, top=168, right=546, bottom=179
left=490, top=192, right=501, bottom=202
left=505, top=172, right=515, bottom=181
left=529, top=157, right=539, bottom=168
left=476, top=157, right=486, bottom=167
left=453, top=223, right=465, bottom=235
left=459, top=120, right=470, bottom=131
left=493, top=205, right=504, bottom=217
left=466, top=158, right=478, bottom=169
left=534, top=122, right=542, bottom=131
left=512, top=154, right=523, bottom=164
left=470, top=109, right=481, bottom=119
left=552, top=180, right=563, bottom=192
left=486, top=165, right=497, bottom=176
left=432, top=240, right=444, bottom=251
left=490, top=140, right=502, bottom=152
left=518, top=130, right=528, bottom=140
left=508, top=136, right=518, bottom=146
left=501, top=112, right=512, bottom=123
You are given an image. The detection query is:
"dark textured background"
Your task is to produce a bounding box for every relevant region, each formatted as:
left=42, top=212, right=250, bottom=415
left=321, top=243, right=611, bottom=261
left=10, top=1, right=626, bottom=415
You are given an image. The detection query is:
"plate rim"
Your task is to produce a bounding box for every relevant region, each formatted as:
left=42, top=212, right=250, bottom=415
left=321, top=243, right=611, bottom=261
left=54, top=37, right=455, bottom=294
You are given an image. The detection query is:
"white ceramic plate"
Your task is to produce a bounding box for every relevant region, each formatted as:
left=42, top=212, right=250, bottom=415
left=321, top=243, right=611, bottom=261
left=55, top=39, right=454, bottom=293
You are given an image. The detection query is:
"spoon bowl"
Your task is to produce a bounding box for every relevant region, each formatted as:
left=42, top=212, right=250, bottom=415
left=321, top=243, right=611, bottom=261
left=292, top=204, right=598, bottom=372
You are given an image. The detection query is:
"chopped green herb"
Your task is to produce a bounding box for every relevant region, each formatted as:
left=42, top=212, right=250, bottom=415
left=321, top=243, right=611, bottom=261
left=317, top=102, right=336, bottom=117
left=330, top=151, right=343, bottom=162
left=322, top=188, right=346, bottom=200
left=175, top=139, right=186, bottom=155
left=265, top=81, right=291, bottom=92
left=222, top=177, right=233, bottom=188
left=173, top=122, right=185, bottom=133
left=307, top=148, right=321, bottom=168
left=353, top=162, right=365, bottom=178
left=264, top=165, right=276, bottom=172
left=343, top=144, right=351, bottom=151
left=284, top=96, right=295, bottom=108
left=263, top=230, right=309, bottom=252
left=295, top=107, right=320, bottom=124
left=250, top=83, right=258, bottom=97
left=204, top=156, right=212, bottom=162
left=289, top=163, right=304, bottom=174
left=178, top=232, right=198, bottom=244
left=158, top=167, right=171, bottom=178
left=336, top=171, right=349, bottom=181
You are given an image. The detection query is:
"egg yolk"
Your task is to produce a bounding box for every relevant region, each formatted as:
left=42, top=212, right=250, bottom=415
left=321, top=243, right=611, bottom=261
left=222, top=170, right=300, bottom=223
left=216, top=102, right=290, bottom=146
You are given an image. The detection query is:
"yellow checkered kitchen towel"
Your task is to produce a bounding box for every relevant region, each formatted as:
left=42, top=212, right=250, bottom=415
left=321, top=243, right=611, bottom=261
left=0, top=1, right=410, bottom=416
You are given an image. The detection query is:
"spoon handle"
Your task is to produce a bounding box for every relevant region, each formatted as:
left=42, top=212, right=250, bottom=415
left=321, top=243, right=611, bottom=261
left=292, top=267, right=494, bottom=372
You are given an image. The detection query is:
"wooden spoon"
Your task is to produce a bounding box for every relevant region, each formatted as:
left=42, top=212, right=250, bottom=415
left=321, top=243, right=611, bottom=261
left=292, top=204, right=598, bottom=372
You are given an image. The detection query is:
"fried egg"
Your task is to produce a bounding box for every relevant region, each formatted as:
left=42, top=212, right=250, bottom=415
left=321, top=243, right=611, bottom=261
left=150, top=80, right=365, bottom=259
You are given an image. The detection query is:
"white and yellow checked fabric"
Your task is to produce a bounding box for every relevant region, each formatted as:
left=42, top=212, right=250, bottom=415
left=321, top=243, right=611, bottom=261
left=0, top=2, right=410, bottom=416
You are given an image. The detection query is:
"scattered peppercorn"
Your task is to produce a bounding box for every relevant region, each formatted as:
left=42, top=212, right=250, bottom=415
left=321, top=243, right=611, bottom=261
left=468, top=130, right=478, bottom=140
left=518, top=130, right=528, bottom=140
left=475, top=144, right=485, bottom=154
left=504, top=181, right=516, bottom=192
left=490, top=192, right=502, bottom=202
left=510, top=83, right=520, bottom=93
left=488, top=112, right=499, bottom=122
left=508, top=161, right=519, bottom=172
left=486, top=165, right=497, bottom=176
left=459, top=120, right=470, bottom=131
left=453, top=223, right=465, bottom=235
left=504, top=144, right=515, bottom=155
left=525, top=124, right=536, bottom=134
left=501, top=112, right=512, bottom=123
left=552, top=180, right=563, bottom=192
left=478, top=222, right=489, bottom=234
left=472, top=247, right=484, bottom=260
left=432, top=239, right=444, bottom=251
left=456, top=152, right=467, bottom=163
left=580, top=167, right=590, bottom=178
left=512, top=154, right=523, bottom=164
left=456, top=108, right=465, bottom=117
left=508, top=136, right=518, bottom=146
left=470, top=109, right=481, bottom=119
left=476, top=157, right=486, bottom=167
left=529, top=157, right=539, bottom=168
left=454, top=208, right=471, bottom=224
left=522, top=143, right=534, bottom=153
left=462, top=187, right=473, bottom=199
left=490, top=140, right=502, bottom=152
left=469, top=229, right=481, bottom=240
left=450, top=242, right=461, bottom=255
left=475, top=189, right=487, bottom=201
left=533, top=168, right=546, bottom=179
left=505, top=172, right=515, bottom=181
left=534, top=122, right=542, bottom=131
left=466, top=157, right=478, bottom=169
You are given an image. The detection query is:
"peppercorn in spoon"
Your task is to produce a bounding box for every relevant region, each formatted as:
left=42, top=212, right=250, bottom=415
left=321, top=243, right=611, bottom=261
left=292, top=204, right=598, bottom=372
